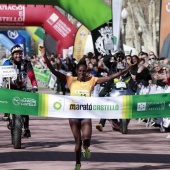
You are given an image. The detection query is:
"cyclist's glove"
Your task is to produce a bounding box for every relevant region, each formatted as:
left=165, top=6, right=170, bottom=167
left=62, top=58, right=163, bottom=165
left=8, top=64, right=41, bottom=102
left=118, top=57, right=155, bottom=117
left=32, top=86, right=38, bottom=92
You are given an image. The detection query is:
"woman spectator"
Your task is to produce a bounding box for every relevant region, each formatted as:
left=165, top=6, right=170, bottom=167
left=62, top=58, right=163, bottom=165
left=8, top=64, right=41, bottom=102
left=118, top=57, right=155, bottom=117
left=125, top=55, right=132, bottom=66
left=55, top=58, right=66, bottom=95
left=129, top=55, right=139, bottom=93
left=135, top=58, right=152, bottom=94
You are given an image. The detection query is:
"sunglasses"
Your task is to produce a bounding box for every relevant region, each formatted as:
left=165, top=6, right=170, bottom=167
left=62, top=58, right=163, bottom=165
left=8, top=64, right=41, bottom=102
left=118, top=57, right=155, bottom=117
left=153, top=66, right=159, bottom=69
left=148, top=58, right=155, bottom=60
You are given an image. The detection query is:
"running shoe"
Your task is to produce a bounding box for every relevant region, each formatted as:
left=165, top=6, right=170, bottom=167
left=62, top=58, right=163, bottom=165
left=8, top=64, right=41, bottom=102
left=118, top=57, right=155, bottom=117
left=74, top=164, right=81, bottom=170
left=83, top=147, right=91, bottom=160
left=96, top=124, right=103, bottom=132
left=2, top=113, right=10, bottom=121
left=166, top=134, right=170, bottom=138
left=23, top=129, right=31, bottom=138
left=59, top=91, right=63, bottom=95
left=112, top=120, right=120, bottom=131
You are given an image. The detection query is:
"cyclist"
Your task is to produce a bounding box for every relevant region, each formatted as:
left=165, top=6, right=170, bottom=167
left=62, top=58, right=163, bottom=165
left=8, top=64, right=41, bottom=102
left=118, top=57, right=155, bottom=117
left=0, top=44, right=38, bottom=138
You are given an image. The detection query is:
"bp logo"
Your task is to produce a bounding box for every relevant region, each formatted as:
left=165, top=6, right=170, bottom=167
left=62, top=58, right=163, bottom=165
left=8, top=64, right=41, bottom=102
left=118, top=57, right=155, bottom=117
left=53, top=102, right=62, bottom=110
left=12, top=97, right=21, bottom=106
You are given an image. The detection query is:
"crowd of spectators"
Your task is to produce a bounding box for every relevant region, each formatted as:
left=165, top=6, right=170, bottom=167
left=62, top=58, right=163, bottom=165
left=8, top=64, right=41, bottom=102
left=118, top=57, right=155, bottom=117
left=30, top=50, right=170, bottom=96
left=27, top=50, right=170, bottom=132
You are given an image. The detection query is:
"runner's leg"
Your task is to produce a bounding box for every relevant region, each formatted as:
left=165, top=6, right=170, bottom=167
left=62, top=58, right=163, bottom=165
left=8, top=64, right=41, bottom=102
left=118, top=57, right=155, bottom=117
left=69, top=119, right=82, bottom=164
left=81, top=119, right=92, bottom=148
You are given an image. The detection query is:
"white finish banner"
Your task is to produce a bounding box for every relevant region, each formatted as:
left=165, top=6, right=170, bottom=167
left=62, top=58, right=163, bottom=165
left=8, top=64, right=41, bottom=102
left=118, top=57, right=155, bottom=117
left=48, top=95, right=123, bottom=119
left=1, top=88, right=170, bottom=119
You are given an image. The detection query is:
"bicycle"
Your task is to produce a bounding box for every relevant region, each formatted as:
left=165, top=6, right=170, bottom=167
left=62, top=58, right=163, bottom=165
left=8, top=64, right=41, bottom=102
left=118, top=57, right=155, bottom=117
left=5, top=88, right=36, bottom=149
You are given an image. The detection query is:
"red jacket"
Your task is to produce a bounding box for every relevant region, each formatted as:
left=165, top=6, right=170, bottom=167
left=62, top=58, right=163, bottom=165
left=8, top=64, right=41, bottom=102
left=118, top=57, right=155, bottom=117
left=168, top=77, right=170, bottom=86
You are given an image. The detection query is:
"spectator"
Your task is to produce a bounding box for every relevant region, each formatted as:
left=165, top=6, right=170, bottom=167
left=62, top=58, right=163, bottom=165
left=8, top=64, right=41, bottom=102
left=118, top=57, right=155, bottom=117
left=55, top=58, right=66, bottom=95
left=129, top=55, right=139, bottom=93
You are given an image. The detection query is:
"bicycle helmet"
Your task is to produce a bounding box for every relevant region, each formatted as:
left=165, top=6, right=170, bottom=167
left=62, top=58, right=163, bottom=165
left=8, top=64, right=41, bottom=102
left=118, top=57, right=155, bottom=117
left=11, top=45, right=23, bottom=54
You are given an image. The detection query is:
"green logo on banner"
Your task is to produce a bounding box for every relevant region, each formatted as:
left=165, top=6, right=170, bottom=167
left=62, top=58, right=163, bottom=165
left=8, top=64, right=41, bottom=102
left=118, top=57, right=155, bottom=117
left=137, top=101, right=165, bottom=111
left=12, top=97, right=21, bottom=106
left=53, top=102, right=62, bottom=110
left=12, top=97, right=37, bottom=107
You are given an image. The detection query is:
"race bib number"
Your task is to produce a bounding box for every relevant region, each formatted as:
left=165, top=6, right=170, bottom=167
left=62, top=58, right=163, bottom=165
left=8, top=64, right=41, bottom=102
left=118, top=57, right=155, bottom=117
left=74, top=90, right=90, bottom=97
left=116, top=82, right=127, bottom=89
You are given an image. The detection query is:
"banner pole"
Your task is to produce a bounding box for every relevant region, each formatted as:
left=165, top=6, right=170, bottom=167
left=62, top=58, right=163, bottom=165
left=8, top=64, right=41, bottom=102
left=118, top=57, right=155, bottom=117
left=8, top=77, right=10, bottom=89
left=8, top=77, right=12, bottom=120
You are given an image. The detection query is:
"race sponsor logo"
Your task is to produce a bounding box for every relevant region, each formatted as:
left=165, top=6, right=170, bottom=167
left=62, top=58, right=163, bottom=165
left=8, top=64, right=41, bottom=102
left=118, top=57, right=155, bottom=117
left=137, top=101, right=165, bottom=111
left=47, top=13, right=59, bottom=25
left=12, top=97, right=36, bottom=106
left=0, top=5, right=24, bottom=11
left=79, top=29, right=87, bottom=38
left=0, top=5, right=25, bottom=23
left=53, top=102, right=62, bottom=110
left=53, top=20, right=71, bottom=37
left=7, top=30, right=18, bottom=39
left=69, top=102, right=119, bottom=111
left=12, top=97, right=21, bottom=106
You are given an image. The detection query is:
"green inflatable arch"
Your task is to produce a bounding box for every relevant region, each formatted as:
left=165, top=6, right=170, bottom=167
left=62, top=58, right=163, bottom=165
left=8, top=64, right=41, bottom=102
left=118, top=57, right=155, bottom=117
left=0, top=0, right=112, bottom=31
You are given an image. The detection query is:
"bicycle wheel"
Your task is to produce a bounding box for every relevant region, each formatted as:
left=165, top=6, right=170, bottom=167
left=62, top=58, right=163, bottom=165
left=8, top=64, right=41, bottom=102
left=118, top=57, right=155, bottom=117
left=120, top=119, right=128, bottom=134
left=11, top=129, right=14, bottom=145
left=12, top=114, right=22, bottom=149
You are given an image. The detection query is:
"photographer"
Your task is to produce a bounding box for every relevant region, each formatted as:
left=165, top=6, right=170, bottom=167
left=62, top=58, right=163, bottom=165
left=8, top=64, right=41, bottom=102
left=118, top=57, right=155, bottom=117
left=96, top=51, right=131, bottom=132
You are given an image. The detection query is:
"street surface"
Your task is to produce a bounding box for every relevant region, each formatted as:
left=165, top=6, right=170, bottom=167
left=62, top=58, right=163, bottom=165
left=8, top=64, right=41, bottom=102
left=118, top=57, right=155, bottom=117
left=0, top=83, right=170, bottom=170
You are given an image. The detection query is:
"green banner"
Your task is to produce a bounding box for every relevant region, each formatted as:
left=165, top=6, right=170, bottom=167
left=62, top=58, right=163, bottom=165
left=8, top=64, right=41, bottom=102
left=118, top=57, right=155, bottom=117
left=0, top=0, right=112, bottom=31
left=0, top=88, right=170, bottom=119
left=56, top=0, right=112, bottom=31
left=33, top=67, right=50, bottom=83
left=132, top=93, right=170, bottom=118
left=0, top=88, right=39, bottom=116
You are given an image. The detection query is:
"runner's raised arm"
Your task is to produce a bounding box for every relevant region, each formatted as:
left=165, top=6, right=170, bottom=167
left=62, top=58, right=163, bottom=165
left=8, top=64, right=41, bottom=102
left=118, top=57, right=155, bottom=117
left=39, top=46, right=66, bottom=84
